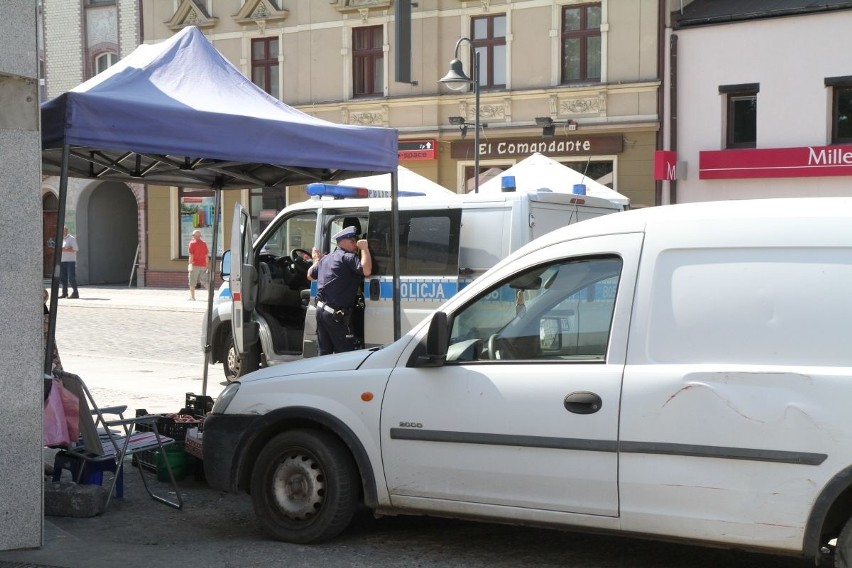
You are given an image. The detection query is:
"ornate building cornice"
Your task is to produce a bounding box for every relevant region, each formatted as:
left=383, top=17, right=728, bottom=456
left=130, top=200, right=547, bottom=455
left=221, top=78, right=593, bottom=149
left=166, top=0, right=218, bottom=31
left=331, top=0, right=394, bottom=15
left=233, top=0, right=289, bottom=33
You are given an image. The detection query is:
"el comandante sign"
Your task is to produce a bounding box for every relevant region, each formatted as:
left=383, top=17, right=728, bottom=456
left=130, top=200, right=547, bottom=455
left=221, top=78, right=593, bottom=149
left=450, top=134, right=623, bottom=160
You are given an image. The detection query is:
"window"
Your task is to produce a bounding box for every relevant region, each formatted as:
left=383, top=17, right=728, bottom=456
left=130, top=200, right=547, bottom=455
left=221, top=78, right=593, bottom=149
left=721, top=83, right=758, bottom=149
left=461, top=162, right=513, bottom=193
left=258, top=212, right=317, bottom=259
left=251, top=37, right=279, bottom=99
left=95, top=52, right=118, bottom=75
left=446, top=256, right=621, bottom=362
left=249, top=187, right=288, bottom=237
left=353, top=26, right=383, bottom=97
left=471, top=14, right=506, bottom=89
left=561, top=3, right=601, bottom=84
left=826, top=76, right=852, bottom=144
left=368, top=209, right=461, bottom=277
left=178, top=188, right=218, bottom=259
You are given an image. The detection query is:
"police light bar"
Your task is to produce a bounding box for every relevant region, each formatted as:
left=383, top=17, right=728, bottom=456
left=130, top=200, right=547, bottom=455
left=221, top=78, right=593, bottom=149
left=306, top=183, right=425, bottom=199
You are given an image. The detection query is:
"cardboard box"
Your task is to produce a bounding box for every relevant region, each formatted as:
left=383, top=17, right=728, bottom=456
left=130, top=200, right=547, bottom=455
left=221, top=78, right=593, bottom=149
left=184, top=427, right=203, bottom=460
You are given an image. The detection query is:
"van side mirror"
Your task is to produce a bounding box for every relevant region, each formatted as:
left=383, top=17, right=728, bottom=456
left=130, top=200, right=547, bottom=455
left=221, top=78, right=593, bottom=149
left=414, top=312, right=448, bottom=367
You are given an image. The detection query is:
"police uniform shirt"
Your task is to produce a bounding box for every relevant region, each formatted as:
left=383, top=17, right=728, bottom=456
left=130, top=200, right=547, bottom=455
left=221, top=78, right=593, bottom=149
left=311, top=247, right=363, bottom=308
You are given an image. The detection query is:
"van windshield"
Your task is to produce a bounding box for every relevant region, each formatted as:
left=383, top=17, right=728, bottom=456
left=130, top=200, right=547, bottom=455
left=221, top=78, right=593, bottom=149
left=259, top=213, right=317, bottom=258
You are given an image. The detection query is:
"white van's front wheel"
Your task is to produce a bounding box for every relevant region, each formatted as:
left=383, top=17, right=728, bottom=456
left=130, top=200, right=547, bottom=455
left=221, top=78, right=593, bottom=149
left=251, top=429, right=359, bottom=543
left=223, top=328, right=261, bottom=382
left=835, top=517, right=852, bottom=567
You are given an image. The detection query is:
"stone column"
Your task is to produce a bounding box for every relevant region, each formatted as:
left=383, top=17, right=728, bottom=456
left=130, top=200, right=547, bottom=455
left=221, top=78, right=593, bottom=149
left=0, top=0, right=44, bottom=551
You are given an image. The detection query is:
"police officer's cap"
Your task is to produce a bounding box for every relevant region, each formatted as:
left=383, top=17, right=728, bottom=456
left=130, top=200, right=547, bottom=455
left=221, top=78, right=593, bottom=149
left=334, top=226, right=358, bottom=241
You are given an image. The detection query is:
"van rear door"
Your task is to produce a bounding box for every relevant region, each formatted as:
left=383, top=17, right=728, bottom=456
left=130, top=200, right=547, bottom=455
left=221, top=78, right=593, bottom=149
left=365, top=207, right=462, bottom=345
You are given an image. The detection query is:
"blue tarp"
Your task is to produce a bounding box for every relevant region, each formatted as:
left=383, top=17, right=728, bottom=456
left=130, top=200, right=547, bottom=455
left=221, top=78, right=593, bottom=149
left=41, top=26, right=398, bottom=188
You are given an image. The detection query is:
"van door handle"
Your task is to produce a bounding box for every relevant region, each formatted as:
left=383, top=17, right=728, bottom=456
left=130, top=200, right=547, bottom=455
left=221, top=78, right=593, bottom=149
left=369, top=278, right=380, bottom=301
left=563, top=392, right=602, bottom=414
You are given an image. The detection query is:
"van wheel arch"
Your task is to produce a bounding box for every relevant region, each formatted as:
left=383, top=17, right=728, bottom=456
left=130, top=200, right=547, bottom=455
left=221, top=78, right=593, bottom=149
left=238, top=407, right=379, bottom=509
left=221, top=328, right=263, bottom=382
left=804, top=465, right=852, bottom=565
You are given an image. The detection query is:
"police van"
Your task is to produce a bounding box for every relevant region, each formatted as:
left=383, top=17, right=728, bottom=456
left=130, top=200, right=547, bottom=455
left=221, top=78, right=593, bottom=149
left=209, top=183, right=622, bottom=380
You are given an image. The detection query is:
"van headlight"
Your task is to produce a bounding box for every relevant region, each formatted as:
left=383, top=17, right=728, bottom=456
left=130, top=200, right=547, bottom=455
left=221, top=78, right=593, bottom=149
left=211, top=382, right=240, bottom=414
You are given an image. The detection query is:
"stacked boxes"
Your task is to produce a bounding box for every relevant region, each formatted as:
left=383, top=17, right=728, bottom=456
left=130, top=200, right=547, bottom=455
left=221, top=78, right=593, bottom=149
left=133, top=394, right=211, bottom=481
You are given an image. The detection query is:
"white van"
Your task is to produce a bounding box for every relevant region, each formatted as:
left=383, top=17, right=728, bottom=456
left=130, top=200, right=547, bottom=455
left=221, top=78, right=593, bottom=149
left=206, top=184, right=621, bottom=379
left=203, top=197, right=852, bottom=565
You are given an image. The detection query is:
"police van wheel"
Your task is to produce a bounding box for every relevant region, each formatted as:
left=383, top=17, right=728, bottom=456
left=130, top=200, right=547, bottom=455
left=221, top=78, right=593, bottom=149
left=251, top=429, right=359, bottom=544
left=223, top=329, right=261, bottom=382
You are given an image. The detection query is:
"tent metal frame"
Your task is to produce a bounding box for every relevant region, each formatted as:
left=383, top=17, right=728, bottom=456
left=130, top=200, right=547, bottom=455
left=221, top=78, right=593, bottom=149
left=43, top=145, right=401, bottom=400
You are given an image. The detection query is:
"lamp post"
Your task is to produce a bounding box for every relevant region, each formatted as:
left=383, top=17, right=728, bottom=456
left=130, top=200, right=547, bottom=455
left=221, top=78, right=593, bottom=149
left=440, top=37, right=480, bottom=193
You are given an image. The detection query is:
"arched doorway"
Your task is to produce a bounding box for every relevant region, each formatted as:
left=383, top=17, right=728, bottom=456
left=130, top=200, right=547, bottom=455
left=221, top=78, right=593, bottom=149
left=85, top=183, right=138, bottom=285
left=42, top=193, right=59, bottom=278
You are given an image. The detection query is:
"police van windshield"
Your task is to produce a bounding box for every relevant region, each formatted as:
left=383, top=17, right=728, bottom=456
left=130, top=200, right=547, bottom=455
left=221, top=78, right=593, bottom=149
left=259, top=213, right=317, bottom=258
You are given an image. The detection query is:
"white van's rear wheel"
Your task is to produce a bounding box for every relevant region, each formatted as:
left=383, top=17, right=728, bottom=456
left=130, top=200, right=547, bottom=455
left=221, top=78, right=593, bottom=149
left=251, top=429, right=359, bottom=543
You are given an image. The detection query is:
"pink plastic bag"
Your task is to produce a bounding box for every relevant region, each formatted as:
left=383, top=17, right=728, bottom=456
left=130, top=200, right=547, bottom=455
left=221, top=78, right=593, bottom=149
left=43, top=379, right=71, bottom=448
left=59, top=381, right=80, bottom=443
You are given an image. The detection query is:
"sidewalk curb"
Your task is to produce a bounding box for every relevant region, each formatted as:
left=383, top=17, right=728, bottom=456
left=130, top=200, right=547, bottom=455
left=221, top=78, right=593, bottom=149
left=45, top=285, right=211, bottom=314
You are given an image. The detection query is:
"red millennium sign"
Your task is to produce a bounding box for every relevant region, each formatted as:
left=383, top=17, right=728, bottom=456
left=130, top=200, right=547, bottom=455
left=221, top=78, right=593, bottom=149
left=654, top=150, right=677, bottom=181
left=700, top=144, right=852, bottom=180
left=398, top=139, right=437, bottom=161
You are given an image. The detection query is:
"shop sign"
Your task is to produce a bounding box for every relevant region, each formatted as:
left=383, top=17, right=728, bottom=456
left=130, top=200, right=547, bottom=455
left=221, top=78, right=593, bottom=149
left=450, top=134, right=623, bottom=160
left=399, top=139, right=437, bottom=161
left=700, top=144, right=852, bottom=179
left=654, top=150, right=678, bottom=181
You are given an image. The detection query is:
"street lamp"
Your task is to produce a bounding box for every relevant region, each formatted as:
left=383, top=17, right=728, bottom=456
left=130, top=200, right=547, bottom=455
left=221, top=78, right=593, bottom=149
left=440, top=37, right=481, bottom=193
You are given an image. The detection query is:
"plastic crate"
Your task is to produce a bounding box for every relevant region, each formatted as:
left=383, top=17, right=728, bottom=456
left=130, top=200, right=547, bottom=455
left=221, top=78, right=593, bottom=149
left=179, top=392, right=214, bottom=417
left=134, top=411, right=203, bottom=442
left=133, top=442, right=185, bottom=480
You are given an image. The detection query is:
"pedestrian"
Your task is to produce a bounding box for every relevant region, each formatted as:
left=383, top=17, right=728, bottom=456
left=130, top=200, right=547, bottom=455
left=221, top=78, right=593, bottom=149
left=59, top=226, right=79, bottom=299
left=188, top=229, right=209, bottom=301
left=307, top=226, right=372, bottom=355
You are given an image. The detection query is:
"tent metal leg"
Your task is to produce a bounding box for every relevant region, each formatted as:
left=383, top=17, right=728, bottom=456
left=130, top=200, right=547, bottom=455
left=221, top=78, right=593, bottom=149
left=201, top=180, right=223, bottom=399
left=44, top=144, right=70, bottom=375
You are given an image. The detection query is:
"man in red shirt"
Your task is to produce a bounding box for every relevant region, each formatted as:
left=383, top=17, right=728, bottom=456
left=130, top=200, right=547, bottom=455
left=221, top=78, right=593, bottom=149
left=188, top=229, right=210, bottom=301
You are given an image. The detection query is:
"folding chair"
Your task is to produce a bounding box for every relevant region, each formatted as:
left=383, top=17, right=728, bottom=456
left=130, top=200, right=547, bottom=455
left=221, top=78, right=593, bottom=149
left=51, top=371, right=183, bottom=510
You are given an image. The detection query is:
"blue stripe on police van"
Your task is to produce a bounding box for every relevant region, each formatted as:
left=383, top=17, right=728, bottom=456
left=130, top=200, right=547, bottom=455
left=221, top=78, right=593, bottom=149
left=368, top=277, right=459, bottom=302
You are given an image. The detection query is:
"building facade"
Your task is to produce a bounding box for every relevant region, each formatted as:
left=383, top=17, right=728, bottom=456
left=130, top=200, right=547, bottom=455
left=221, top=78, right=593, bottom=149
left=659, top=0, right=852, bottom=203
left=0, top=0, right=43, bottom=552
left=138, top=0, right=661, bottom=286
left=40, top=0, right=147, bottom=285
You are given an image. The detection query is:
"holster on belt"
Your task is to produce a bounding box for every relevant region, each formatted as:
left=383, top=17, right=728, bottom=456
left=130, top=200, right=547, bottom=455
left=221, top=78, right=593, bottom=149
left=317, top=299, right=352, bottom=325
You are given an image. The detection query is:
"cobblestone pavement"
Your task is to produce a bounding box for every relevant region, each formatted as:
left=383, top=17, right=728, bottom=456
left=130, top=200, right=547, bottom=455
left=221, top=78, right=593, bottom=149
left=50, top=285, right=223, bottom=414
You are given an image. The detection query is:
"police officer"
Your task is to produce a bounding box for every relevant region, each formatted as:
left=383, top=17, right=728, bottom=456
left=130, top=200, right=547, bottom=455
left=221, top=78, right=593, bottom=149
left=307, top=226, right=372, bottom=355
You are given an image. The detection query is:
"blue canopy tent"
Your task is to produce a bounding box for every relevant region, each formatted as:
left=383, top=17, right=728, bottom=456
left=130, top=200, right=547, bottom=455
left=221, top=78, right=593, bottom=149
left=41, top=26, right=401, bottom=396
